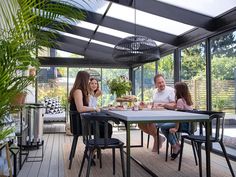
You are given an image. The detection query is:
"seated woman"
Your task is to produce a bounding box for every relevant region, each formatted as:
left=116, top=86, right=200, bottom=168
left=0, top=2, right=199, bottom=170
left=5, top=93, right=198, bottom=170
left=68, top=71, right=112, bottom=138
left=161, top=82, right=193, bottom=160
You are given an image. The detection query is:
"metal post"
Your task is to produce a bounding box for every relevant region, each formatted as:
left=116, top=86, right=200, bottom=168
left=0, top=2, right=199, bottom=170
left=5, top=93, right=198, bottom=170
left=206, top=39, right=212, bottom=111
left=174, top=49, right=181, bottom=83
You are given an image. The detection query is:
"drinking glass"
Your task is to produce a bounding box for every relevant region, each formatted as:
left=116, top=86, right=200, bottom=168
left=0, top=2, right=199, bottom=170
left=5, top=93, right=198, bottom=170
left=123, top=102, right=128, bottom=110
left=147, top=102, right=153, bottom=109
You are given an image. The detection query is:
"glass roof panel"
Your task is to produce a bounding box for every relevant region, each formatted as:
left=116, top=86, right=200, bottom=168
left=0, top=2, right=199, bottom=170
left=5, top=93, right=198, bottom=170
left=68, top=0, right=109, bottom=14
left=97, top=26, right=163, bottom=46
left=59, top=31, right=90, bottom=41
left=98, top=26, right=132, bottom=38
left=107, top=3, right=194, bottom=35
left=156, top=0, right=236, bottom=17
left=59, top=31, right=115, bottom=48
left=75, top=21, right=97, bottom=31
left=56, top=50, right=84, bottom=58
left=90, top=39, right=115, bottom=48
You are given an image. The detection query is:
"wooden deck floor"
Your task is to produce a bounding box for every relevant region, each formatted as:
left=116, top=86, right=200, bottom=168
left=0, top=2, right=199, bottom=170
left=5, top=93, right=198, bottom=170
left=18, top=130, right=236, bottom=177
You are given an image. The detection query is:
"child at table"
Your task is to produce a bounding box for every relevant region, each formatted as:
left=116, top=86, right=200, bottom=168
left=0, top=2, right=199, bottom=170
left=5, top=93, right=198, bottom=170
left=88, top=77, right=102, bottom=108
left=161, top=82, right=193, bottom=160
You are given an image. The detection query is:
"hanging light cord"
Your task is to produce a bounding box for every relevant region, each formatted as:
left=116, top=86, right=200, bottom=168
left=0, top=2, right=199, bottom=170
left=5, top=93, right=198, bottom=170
left=134, top=0, right=136, bottom=36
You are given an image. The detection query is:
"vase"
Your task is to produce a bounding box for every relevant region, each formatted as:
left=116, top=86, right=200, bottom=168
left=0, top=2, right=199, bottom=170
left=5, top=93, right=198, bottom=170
left=11, top=92, right=27, bottom=106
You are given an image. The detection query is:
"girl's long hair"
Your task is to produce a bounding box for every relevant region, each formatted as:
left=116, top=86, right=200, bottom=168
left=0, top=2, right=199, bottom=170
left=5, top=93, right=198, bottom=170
left=68, top=71, right=90, bottom=105
left=175, top=82, right=193, bottom=106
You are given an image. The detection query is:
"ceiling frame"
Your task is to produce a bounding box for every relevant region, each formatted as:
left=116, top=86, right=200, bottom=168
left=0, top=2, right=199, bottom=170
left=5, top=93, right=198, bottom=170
left=41, top=1, right=236, bottom=67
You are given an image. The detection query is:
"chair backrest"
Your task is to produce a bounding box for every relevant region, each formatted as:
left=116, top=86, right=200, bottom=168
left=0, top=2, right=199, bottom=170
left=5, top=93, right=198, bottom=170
left=69, top=111, right=82, bottom=135
left=209, top=111, right=225, bottom=142
left=186, top=110, right=225, bottom=141
left=180, top=122, right=198, bottom=135
left=80, top=112, right=118, bottom=148
left=178, top=109, right=225, bottom=141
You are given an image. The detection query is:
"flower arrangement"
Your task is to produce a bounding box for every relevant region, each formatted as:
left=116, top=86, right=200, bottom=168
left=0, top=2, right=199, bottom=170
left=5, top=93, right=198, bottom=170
left=107, top=76, right=132, bottom=98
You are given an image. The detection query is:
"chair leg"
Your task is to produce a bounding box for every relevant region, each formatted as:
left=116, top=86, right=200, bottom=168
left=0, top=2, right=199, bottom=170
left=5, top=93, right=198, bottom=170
left=191, top=141, right=198, bottom=166
left=69, top=135, right=79, bottom=169
left=219, top=141, right=235, bottom=177
left=112, top=148, right=116, bottom=175
left=197, top=143, right=202, bottom=177
left=178, top=137, right=184, bottom=171
left=157, top=127, right=160, bottom=154
left=78, top=148, right=88, bottom=177
left=86, top=149, right=93, bottom=177
left=120, top=146, right=125, bottom=177
left=147, top=134, right=150, bottom=148
left=165, top=135, right=169, bottom=162
left=98, top=148, right=102, bottom=168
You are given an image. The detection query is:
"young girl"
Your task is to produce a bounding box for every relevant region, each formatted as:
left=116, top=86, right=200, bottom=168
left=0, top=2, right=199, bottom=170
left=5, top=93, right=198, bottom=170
left=88, top=78, right=102, bottom=108
left=161, top=82, right=193, bottom=160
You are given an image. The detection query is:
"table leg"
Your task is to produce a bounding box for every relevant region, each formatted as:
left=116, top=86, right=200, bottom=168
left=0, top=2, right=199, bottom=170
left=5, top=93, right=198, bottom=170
left=205, top=120, right=211, bottom=177
left=126, top=122, right=131, bottom=177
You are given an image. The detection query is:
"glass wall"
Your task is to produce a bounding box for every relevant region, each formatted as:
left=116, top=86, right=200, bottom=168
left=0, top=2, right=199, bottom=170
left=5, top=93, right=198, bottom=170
left=37, top=67, right=68, bottom=109
left=210, top=31, right=236, bottom=113
left=143, top=62, right=156, bottom=102
left=180, top=43, right=207, bottom=110
left=37, top=67, right=129, bottom=111
left=158, top=54, right=174, bottom=91
left=133, top=67, right=142, bottom=101
left=158, top=54, right=174, bottom=82
left=101, top=68, right=129, bottom=106
left=210, top=30, right=236, bottom=153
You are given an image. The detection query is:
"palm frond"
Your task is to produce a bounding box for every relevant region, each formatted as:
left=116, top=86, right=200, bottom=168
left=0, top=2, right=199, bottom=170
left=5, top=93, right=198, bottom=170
left=0, top=0, right=87, bottom=139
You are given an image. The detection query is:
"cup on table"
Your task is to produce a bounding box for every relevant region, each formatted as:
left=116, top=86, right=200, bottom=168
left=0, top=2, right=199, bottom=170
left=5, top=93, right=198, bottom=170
left=123, top=103, right=128, bottom=110
left=133, top=102, right=139, bottom=111
left=147, top=102, right=153, bottom=109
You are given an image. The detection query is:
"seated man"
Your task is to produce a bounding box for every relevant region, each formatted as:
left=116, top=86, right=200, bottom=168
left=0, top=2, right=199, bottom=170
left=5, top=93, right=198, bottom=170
left=138, top=74, right=175, bottom=152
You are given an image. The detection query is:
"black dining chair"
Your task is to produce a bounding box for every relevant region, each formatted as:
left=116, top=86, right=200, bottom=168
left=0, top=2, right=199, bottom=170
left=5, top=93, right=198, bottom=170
left=164, top=122, right=198, bottom=162
left=78, top=112, right=125, bottom=177
left=178, top=110, right=235, bottom=177
left=147, top=124, right=198, bottom=163
left=68, top=111, right=83, bottom=169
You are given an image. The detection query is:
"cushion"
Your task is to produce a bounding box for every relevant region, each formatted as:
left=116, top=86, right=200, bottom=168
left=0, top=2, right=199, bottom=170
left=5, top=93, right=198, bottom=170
left=44, top=112, right=66, bottom=122
left=44, top=97, right=64, bottom=114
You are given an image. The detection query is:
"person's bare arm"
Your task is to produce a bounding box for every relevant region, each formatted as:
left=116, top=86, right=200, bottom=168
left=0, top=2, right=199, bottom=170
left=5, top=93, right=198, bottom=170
left=163, top=102, right=176, bottom=110
left=94, top=90, right=102, bottom=98
left=169, top=123, right=180, bottom=133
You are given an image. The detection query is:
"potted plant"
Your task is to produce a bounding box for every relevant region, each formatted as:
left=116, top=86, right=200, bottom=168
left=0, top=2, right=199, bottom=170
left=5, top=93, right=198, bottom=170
left=107, top=76, right=132, bottom=98
left=0, top=0, right=85, bottom=141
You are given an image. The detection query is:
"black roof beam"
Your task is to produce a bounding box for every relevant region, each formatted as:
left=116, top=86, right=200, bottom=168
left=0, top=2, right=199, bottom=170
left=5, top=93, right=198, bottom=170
left=107, top=0, right=214, bottom=31
left=54, top=41, right=112, bottom=59
left=174, top=9, right=236, bottom=47
left=38, top=56, right=129, bottom=68
left=50, top=32, right=115, bottom=54
left=48, top=21, right=122, bottom=45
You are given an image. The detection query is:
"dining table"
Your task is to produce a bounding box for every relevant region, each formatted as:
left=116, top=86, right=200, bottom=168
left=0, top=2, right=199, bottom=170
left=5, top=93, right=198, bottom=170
left=103, top=109, right=211, bottom=177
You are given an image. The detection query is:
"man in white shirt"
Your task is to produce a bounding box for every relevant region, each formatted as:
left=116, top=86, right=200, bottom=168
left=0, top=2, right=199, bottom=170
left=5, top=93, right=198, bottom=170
left=139, top=74, right=175, bottom=152
left=152, top=74, right=175, bottom=108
